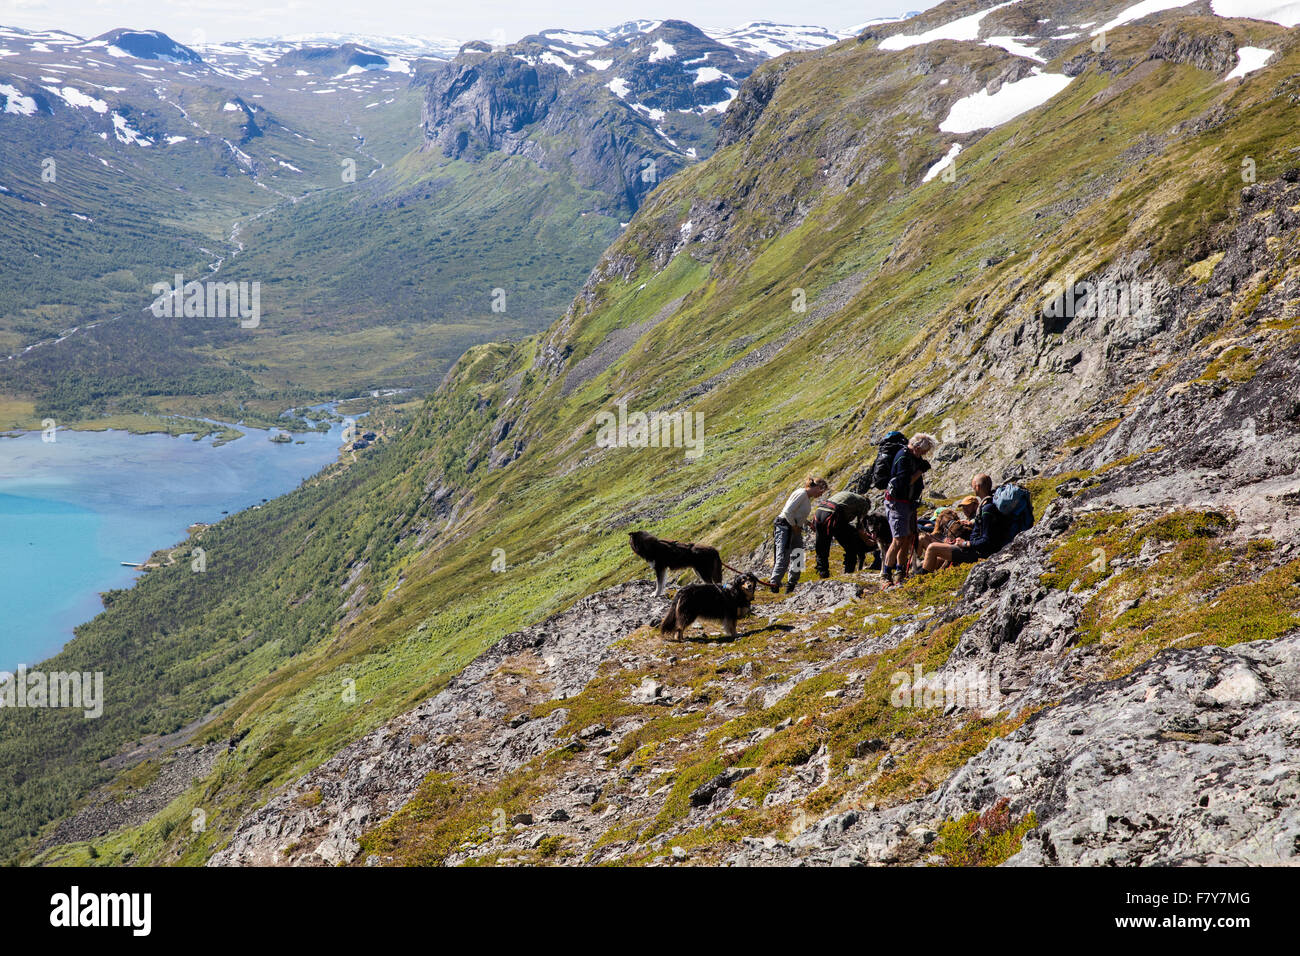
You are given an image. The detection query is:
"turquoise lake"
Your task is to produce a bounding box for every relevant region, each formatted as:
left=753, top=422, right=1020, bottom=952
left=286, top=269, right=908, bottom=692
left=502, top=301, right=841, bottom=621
left=0, top=421, right=344, bottom=672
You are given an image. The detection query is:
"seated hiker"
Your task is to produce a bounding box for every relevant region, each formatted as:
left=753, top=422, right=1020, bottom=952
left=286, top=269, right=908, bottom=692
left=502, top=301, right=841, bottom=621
left=771, top=475, right=827, bottom=594
left=882, top=433, right=937, bottom=586
left=813, top=488, right=875, bottom=578
left=921, top=475, right=1006, bottom=571
left=918, top=495, right=977, bottom=551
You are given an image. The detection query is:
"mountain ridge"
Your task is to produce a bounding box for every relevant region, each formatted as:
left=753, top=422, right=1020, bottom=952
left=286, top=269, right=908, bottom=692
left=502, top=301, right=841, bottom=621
left=6, top=0, right=1300, bottom=866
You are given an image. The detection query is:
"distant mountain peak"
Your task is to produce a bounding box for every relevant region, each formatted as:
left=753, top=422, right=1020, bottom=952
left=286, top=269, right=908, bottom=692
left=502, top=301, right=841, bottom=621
left=82, top=28, right=202, bottom=64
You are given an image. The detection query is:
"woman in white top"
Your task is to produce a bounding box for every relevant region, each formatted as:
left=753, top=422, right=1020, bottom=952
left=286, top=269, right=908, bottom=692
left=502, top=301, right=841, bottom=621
left=771, top=475, right=827, bottom=594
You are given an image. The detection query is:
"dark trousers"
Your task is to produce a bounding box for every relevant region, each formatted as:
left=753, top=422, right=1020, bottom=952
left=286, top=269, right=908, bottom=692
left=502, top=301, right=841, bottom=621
left=814, top=507, right=868, bottom=577
left=771, top=518, right=803, bottom=587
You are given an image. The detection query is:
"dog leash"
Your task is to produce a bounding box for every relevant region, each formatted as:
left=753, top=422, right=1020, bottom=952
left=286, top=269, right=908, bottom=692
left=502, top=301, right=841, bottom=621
left=722, top=561, right=776, bottom=589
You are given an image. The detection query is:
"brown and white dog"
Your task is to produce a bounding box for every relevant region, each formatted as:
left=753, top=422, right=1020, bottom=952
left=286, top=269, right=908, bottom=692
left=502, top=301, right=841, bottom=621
left=659, top=573, right=759, bottom=640
left=629, top=530, right=723, bottom=596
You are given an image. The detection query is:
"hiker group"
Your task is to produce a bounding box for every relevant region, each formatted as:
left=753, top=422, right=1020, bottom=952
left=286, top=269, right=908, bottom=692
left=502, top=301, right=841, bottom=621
left=769, top=431, right=1034, bottom=593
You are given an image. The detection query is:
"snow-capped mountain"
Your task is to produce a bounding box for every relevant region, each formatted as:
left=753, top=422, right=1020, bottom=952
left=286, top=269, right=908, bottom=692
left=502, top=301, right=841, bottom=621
left=242, top=32, right=462, bottom=59
left=417, top=19, right=770, bottom=216
left=81, top=28, right=203, bottom=64
left=842, top=11, right=923, bottom=34
left=523, top=18, right=850, bottom=59
left=704, top=21, right=852, bottom=57
left=271, top=42, right=414, bottom=76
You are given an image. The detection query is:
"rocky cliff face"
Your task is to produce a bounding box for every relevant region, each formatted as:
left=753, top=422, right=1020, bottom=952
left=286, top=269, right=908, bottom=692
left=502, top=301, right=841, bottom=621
left=420, top=52, right=564, bottom=160
left=415, top=20, right=766, bottom=215
left=212, top=411, right=1300, bottom=866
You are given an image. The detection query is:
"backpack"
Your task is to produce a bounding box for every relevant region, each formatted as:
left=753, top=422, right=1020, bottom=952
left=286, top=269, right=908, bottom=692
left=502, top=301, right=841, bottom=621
left=868, top=431, right=908, bottom=491
left=846, top=469, right=875, bottom=495
left=992, top=482, right=1035, bottom=541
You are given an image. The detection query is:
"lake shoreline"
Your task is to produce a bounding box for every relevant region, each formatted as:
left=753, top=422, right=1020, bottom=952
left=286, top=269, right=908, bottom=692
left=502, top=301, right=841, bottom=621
left=0, top=407, right=352, bottom=672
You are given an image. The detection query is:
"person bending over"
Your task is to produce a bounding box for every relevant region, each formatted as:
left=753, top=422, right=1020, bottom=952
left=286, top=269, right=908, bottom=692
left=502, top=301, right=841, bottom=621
left=771, top=475, right=826, bottom=593
left=814, top=488, right=874, bottom=578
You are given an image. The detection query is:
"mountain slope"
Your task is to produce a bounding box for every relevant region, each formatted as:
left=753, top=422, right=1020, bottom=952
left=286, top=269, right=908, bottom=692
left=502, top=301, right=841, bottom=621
left=7, top=0, right=1300, bottom=865
left=0, top=19, right=803, bottom=428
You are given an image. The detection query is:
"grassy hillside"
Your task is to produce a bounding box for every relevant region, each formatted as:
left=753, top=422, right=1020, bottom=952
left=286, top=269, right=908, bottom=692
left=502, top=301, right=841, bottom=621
left=6, top=6, right=1300, bottom=862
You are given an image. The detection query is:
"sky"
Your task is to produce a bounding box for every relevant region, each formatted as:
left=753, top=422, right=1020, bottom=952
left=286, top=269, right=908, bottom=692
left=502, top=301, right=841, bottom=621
left=0, top=0, right=924, bottom=43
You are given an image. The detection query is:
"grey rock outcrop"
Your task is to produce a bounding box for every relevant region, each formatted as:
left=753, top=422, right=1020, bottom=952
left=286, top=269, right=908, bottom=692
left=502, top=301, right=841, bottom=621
left=729, top=632, right=1300, bottom=866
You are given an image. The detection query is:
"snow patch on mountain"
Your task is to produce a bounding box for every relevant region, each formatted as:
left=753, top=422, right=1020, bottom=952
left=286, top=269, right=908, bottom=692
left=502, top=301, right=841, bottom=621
left=1225, top=45, right=1274, bottom=79
left=111, top=111, right=151, bottom=145
left=44, top=85, right=108, bottom=113
left=1212, top=0, right=1300, bottom=25
left=648, top=39, right=676, bottom=61
left=1094, top=1, right=1192, bottom=33
left=539, top=30, right=608, bottom=49
left=879, top=1, right=1020, bottom=51
left=922, top=142, right=962, bottom=182
left=1, top=83, right=38, bottom=115
left=705, top=21, right=849, bottom=57
left=541, top=51, right=574, bottom=74
left=694, top=66, right=730, bottom=84
left=984, top=35, right=1045, bottom=61
left=939, top=69, right=1072, bottom=133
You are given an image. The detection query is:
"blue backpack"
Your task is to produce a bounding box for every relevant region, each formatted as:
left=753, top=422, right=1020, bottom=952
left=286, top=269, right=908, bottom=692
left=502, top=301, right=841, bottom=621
left=993, top=483, right=1035, bottom=541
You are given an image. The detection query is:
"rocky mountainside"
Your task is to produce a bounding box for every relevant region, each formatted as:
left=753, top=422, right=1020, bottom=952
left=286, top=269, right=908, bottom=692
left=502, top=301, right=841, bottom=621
left=9, top=0, right=1300, bottom=867
left=271, top=43, right=397, bottom=76
left=416, top=20, right=767, bottom=214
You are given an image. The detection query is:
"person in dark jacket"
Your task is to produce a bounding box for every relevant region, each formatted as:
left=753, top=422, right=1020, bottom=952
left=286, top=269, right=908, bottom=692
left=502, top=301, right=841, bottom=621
left=881, top=433, right=936, bottom=586
left=813, top=489, right=875, bottom=577
left=921, top=474, right=1008, bottom=571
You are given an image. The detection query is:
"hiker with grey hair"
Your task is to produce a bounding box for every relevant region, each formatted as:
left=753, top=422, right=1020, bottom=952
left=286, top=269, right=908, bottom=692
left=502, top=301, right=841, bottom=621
left=881, top=432, right=937, bottom=587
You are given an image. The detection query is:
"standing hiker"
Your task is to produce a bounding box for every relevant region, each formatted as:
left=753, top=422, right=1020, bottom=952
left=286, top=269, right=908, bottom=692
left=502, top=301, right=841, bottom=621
left=771, top=475, right=827, bottom=594
left=882, top=433, right=937, bottom=587
left=814, top=488, right=876, bottom=578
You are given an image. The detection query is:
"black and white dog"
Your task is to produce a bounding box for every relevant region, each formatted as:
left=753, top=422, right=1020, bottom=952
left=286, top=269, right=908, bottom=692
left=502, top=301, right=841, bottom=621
left=659, top=573, right=759, bottom=640
left=629, top=530, right=724, bottom=596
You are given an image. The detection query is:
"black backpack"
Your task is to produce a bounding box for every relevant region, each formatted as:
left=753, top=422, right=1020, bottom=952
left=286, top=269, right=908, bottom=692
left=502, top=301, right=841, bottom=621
left=868, top=431, right=907, bottom=491
left=847, top=470, right=873, bottom=495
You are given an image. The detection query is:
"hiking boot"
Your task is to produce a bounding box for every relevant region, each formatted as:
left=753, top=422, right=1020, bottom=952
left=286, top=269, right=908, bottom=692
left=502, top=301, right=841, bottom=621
left=784, top=581, right=797, bottom=594
left=880, top=567, right=894, bottom=587
left=769, top=576, right=782, bottom=594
